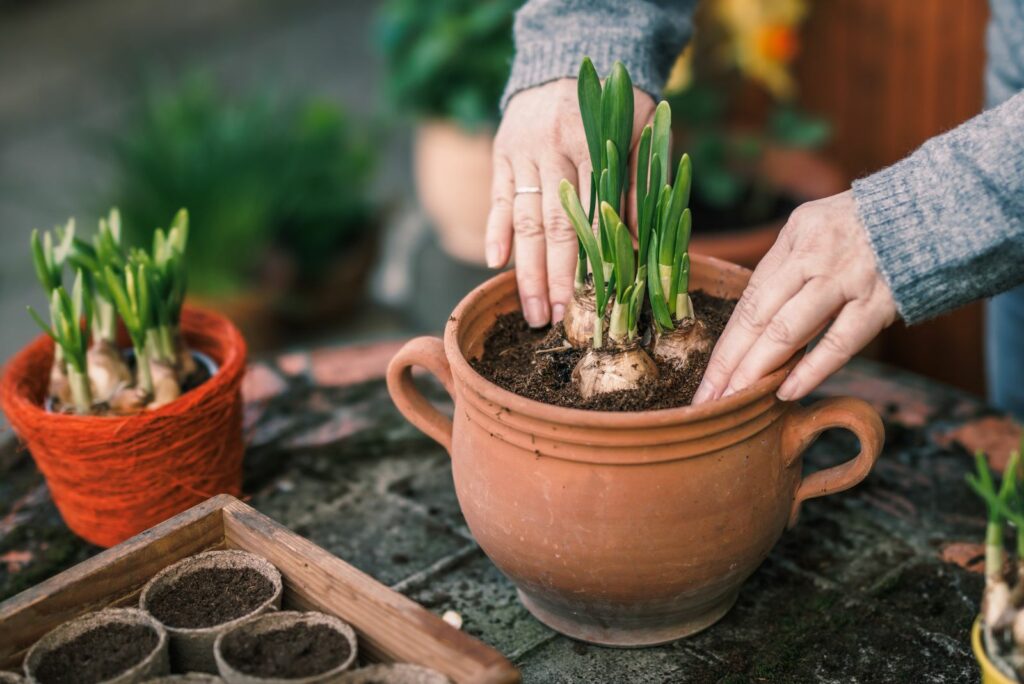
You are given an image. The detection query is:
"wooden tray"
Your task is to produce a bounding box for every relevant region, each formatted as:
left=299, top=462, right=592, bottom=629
left=0, top=494, right=520, bottom=683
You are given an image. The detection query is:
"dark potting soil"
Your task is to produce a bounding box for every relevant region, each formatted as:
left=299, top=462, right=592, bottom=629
left=471, top=290, right=736, bottom=411
left=221, top=623, right=351, bottom=678
left=147, top=567, right=274, bottom=629
left=33, top=624, right=157, bottom=684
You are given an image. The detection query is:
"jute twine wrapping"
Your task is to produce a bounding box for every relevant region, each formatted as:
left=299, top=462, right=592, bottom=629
left=0, top=307, right=247, bottom=548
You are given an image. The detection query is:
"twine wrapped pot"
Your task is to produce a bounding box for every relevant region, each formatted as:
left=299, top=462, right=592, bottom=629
left=339, top=665, right=450, bottom=684
left=23, top=608, right=169, bottom=683
left=214, top=611, right=358, bottom=684
left=140, top=551, right=283, bottom=674
left=0, top=307, right=246, bottom=548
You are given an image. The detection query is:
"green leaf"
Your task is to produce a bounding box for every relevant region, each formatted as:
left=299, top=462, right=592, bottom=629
left=652, top=101, right=671, bottom=185
left=636, top=125, right=652, bottom=260
left=677, top=252, right=691, bottom=297
left=664, top=154, right=692, bottom=252
left=629, top=266, right=647, bottom=332
left=656, top=185, right=674, bottom=266
left=559, top=180, right=606, bottom=310
left=106, top=266, right=138, bottom=334
left=31, top=229, right=56, bottom=293
left=647, top=232, right=674, bottom=330
left=606, top=141, right=621, bottom=215
left=26, top=306, right=55, bottom=340
left=601, top=62, right=633, bottom=183
left=675, top=208, right=692, bottom=259
left=612, top=219, right=634, bottom=301
left=577, top=57, right=604, bottom=176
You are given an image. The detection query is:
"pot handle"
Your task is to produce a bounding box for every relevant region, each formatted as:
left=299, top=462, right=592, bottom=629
left=781, top=397, right=884, bottom=528
left=386, top=336, right=454, bottom=456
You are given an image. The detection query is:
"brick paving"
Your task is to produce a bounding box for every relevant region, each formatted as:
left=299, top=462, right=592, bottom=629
left=0, top=342, right=1001, bottom=682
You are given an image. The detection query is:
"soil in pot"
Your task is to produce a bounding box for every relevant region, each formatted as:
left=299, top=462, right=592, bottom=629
left=471, top=290, right=736, bottom=411
left=32, top=623, right=158, bottom=684
left=146, top=567, right=275, bottom=629
left=218, top=623, right=352, bottom=679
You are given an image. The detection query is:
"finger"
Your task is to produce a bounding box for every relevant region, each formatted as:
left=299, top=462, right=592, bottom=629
left=540, top=155, right=579, bottom=323
left=722, top=277, right=845, bottom=396
left=485, top=155, right=514, bottom=268
left=512, top=160, right=550, bottom=327
left=692, top=237, right=800, bottom=403
left=777, top=297, right=890, bottom=401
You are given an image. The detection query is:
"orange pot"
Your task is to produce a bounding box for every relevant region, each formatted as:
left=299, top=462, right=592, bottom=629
left=387, top=255, right=884, bottom=646
left=0, top=307, right=246, bottom=548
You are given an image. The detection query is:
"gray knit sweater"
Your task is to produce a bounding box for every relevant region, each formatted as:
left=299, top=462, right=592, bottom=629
left=502, top=0, right=1024, bottom=324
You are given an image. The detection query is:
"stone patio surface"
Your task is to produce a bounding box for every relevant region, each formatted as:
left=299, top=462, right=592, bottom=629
left=1, top=341, right=1019, bottom=683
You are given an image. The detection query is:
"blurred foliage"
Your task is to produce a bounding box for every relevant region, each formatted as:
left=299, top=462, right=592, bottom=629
left=107, top=75, right=376, bottom=296
left=664, top=0, right=830, bottom=216
left=376, top=0, right=518, bottom=130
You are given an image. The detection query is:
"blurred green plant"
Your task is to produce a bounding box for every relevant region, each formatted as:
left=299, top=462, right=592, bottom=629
left=107, top=75, right=375, bottom=297
left=376, top=0, right=518, bottom=130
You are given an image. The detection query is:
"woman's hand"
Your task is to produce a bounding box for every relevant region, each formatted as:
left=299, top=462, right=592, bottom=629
left=486, top=79, right=655, bottom=327
left=693, top=190, right=899, bottom=403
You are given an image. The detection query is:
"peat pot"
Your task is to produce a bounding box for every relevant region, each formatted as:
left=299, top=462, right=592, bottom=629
left=386, top=255, right=885, bottom=647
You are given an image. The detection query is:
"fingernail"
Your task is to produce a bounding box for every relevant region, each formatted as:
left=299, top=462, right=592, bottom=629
left=524, top=297, right=549, bottom=328
left=552, top=303, right=566, bottom=323
left=485, top=243, right=501, bottom=269
left=777, top=378, right=797, bottom=401
left=692, top=381, right=715, bottom=405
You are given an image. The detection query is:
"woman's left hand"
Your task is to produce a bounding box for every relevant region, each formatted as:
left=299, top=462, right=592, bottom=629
left=692, top=190, right=899, bottom=404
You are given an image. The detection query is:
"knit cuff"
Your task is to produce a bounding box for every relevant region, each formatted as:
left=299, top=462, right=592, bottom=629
left=852, top=158, right=945, bottom=324
left=500, top=39, right=668, bottom=111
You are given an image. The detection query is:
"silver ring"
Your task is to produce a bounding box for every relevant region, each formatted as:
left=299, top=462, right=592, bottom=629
left=514, top=186, right=542, bottom=195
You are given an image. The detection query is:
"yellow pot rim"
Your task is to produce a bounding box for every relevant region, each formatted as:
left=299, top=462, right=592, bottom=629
left=974, top=617, right=1019, bottom=684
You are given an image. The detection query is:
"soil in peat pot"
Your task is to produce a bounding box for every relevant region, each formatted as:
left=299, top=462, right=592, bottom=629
left=472, top=291, right=737, bottom=411
left=220, top=624, right=352, bottom=679
left=147, top=567, right=274, bottom=629
left=33, top=624, right=158, bottom=684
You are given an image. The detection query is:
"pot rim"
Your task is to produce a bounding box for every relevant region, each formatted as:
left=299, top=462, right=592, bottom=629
left=973, top=617, right=1018, bottom=684
left=139, top=550, right=284, bottom=637
left=1, top=306, right=245, bottom=425
left=24, top=607, right=168, bottom=681
left=213, top=610, right=358, bottom=683
left=444, top=257, right=798, bottom=428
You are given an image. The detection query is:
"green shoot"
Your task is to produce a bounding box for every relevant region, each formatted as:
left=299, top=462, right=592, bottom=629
left=30, top=220, right=75, bottom=294
left=647, top=144, right=695, bottom=324
left=968, top=450, right=1021, bottom=580
left=27, top=271, right=93, bottom=413
left=560, top=180, right=606, bottom=348
left=105, top=258, right=155, bottom=394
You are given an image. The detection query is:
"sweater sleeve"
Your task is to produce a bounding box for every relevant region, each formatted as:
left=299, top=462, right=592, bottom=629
left=852, top=90, right=1024, bottom=324
left=500, top=0, right=698, bottom=110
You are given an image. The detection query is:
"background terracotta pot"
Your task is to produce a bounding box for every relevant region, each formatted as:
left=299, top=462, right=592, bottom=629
left=413, top=120, right=494, bottom=266
left=387, top=258, right=884, bottom=646
left=689, top=147, right=846, bottom=269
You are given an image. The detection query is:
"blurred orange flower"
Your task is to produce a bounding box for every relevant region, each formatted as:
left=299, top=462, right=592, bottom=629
left=711, top=0, right=809, bottom=99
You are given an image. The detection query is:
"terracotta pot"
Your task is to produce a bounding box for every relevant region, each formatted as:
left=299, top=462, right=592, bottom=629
left=140, top=551, right=284, bottom=674
left=973, top=617, right=1017, bottom=684
left=213, top=611, right=357, bottom=684
left=413, top=121, right=494, bottom=266
left=689, top=147, right=846, bottom=269
left=386, top=256, right=884, bottom=646
left=24, top=608, right=169, bottom=683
